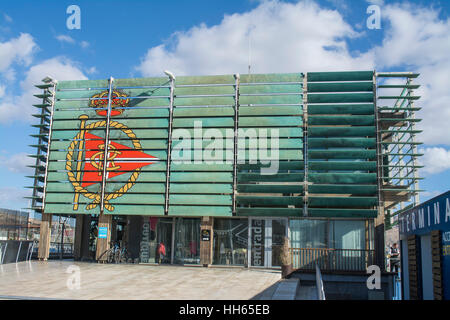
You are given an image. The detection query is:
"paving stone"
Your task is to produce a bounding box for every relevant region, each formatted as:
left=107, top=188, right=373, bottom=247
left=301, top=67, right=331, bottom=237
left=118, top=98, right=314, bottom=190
left=0, top=261, right=281, bottom=300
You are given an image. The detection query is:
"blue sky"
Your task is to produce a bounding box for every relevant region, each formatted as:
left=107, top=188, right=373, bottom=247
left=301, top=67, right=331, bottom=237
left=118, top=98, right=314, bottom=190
left=0, top=0, right=449, bottom=212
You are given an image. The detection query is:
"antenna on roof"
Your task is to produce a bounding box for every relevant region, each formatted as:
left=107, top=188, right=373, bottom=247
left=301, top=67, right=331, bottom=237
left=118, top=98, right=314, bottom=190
left=248, top=29, right=251, bottom=75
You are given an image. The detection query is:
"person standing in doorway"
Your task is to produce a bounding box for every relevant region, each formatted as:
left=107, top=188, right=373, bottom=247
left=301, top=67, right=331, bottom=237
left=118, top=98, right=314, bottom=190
left=157, top=242, right=166, bottom=264
left=390, top=243, right=400, bottom=273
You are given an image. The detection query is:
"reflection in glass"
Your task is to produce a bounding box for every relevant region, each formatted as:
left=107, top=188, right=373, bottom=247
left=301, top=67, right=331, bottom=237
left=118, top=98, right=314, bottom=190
left=174, top=218, right=200, bottom=265
left=157, top=218, right=173, bottom=264
left=271, top=219, right=287, bottom=267
left=290, top=219, right=328, bottom=248
left=213, top=219, right=248, bottom=266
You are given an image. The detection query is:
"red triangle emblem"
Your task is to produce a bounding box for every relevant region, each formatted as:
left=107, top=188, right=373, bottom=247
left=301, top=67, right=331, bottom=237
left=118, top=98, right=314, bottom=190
left=81, top=132, right=158, bottom=187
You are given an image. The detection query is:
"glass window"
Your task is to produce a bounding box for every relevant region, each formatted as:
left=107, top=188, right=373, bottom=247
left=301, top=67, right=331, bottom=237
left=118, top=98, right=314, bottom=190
left=174, top=218, right=200, bottom=265
left=0, top=228, right=7, bottom=240
left=213, top=219, right=248, bottom=266
left=0, top=210, right=6, bottom=225
left=271, top=219, right=287, bottom=267
left=290, top=219, right=327, bottom=248
left=331, top=220, right=365, bottom=250
left=139, top=217, right=171, bottom=264
left=330, top=220, right=366, bottom=271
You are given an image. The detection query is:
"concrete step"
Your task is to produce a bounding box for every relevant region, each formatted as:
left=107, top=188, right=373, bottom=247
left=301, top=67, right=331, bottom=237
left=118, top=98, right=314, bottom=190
left=271, top=279, right=299, bottom=300
left=296, top=285, right=319, bottom=300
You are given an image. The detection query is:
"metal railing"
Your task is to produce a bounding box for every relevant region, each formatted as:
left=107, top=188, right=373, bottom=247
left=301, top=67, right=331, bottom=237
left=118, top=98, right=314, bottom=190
left=291, top=248, right=375, bottom=272
left=393, top=271, right=402, bottom=300
left=315, top=264, right=326, bottom=300
left=31, top=242, right=74, bottom=258
left=0, top=240, right=35, bottom=264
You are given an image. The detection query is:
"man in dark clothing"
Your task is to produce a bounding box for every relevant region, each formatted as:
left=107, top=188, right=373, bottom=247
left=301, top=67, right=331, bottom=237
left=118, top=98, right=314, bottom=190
left=390, top=243, right=400, bottom=273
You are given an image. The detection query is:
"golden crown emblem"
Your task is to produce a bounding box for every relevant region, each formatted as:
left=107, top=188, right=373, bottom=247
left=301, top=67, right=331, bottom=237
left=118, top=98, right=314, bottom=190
left=89, top=90, right=130, bottom=116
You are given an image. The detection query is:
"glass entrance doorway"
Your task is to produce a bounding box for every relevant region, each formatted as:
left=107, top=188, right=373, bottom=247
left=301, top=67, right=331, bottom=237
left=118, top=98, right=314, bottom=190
left=249, top=218, right=288, bottom=268
left=156, top=218, right=173, bottom=264
left=139, top=217, right=200, bottom=265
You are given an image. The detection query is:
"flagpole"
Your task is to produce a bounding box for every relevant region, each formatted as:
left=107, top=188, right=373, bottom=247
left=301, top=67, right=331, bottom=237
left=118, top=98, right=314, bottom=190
left=73, top=115, right=89, bottom=210
left=100, top=77, right=114, bottom=213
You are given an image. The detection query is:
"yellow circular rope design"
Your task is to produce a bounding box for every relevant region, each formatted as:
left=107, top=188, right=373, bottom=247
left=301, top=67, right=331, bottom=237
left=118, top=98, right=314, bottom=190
left=66, top=119, right=142, bottom=211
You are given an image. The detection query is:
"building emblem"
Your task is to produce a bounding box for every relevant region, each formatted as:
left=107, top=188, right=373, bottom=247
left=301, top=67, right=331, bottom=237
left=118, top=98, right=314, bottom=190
left=65, top=90, right=158, bottom=212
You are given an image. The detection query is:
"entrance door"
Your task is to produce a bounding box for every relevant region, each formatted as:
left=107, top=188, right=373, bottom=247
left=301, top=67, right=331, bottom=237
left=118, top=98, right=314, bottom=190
left=156, top=218, right=173, bottom=264
left=249, top=218, right=288, bottom=268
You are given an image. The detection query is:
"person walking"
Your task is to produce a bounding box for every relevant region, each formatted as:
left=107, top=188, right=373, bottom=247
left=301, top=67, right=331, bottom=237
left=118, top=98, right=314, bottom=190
left=157, top=242, right=166, bottom=264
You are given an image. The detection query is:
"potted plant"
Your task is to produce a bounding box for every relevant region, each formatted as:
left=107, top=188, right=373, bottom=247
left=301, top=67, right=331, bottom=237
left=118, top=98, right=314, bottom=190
left=280, top=236, right=293, bottom=278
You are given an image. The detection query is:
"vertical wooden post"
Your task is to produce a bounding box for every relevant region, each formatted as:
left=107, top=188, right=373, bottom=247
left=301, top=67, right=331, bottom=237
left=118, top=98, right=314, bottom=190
left=373, top=71, right=385, bottom=271
left=95, top=214, right=112, bottom=261
left=407, top=235, right=421, bottom=300
left=38, top=213, right=52, bottom=260
left=200, top=216, right=214, bottom=266
left=73, top=215, right=84, bottom=260
left=431, top=230, right=443, bottom=300
left=374, top=205, right=386, bottom=270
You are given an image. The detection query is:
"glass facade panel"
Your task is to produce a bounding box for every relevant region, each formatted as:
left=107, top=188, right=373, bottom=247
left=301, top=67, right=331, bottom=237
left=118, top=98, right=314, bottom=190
left=213, top=218, right=248, bottom=266
left=157, top=218, right=173, bottom=264
left=0, top=208, right=29, bottom=241
left=174, top=218, right=200, bottom=265
left=289, top=218, right=368, bottom=270
left=271, top=219, right=287, bottom=267
left=290, top=219, right=327, bottom=248
left=331, top=220, right=366, bottom=270
left=331, top=220, right=365, bottom=249
left=139, top=217, right=159, bottom=264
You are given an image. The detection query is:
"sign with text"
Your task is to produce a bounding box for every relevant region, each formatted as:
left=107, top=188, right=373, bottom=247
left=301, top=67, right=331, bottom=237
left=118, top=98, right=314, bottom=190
left=98, top=227, right=108, bottom=239
left=201, top=229, right=211, bottom=241
left=251, top=219, right=265, bottom=267
left=399, top=191, right=450, bottom=236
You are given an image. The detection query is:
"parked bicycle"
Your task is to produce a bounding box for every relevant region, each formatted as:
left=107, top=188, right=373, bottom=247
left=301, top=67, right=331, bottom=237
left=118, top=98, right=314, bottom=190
left=98, top=241, right=129, bottom=263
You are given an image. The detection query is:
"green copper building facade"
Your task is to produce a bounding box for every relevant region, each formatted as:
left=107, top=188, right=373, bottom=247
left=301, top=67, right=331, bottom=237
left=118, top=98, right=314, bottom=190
left=28, top=71, right=422, bottom=269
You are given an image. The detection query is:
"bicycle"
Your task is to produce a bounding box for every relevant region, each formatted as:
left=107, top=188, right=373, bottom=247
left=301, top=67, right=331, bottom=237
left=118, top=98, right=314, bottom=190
left=116, top=243, right=129, bottom=263
left=98, top=241, right=119, bottom=263
left=98, top=241, right=129, bottom=264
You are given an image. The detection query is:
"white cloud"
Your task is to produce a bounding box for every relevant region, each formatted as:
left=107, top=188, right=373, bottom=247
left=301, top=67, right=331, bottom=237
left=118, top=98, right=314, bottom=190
left=0, top=152, right=34, bottom=174
left=366, top=0, right=384, bottom=6
left=374, top=5, right=450, bottom=68
left=136, top=0, right=450, bottom=149
left=3, top=13, right=13, bottom=23
left=136, top=0, right=374, bottom=77
left=80, top=40, right=90, bottom=48
left=0, top=57, right=87, bottom=123
left=421, top=190, right=442, bottom=199
left=55, top=34, right=75, bottom=44
left=0, top=33, right=37, bottom=73
left=418, top=147, right=450, bottom=175
left=373, top=4, right=450, bottom=145
left=85, top=66, right=97, bottom=74
left=0, top=186, right=31, bottom=210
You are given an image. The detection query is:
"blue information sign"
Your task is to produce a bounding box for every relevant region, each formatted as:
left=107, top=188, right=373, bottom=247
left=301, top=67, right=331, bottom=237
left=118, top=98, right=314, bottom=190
left=98, top=227, right=108, bottom=239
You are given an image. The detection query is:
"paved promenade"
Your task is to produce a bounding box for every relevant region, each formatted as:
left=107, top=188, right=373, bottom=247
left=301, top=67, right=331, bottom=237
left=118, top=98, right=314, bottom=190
left=0, top=261, right=280, bottom=300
